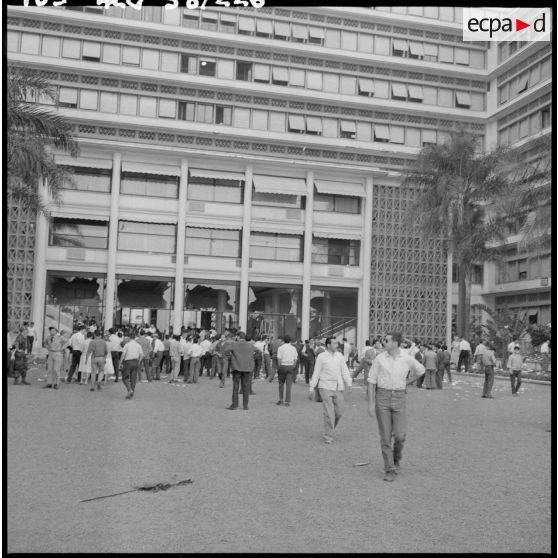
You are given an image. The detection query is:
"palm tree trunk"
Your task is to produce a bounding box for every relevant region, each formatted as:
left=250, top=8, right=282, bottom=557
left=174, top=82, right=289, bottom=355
left=457, top=261, right=468, bottom=337
left=464, top=270, right=472, bottom=340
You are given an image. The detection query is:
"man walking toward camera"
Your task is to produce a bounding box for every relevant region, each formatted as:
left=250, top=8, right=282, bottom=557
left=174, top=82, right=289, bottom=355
left=309, top=337, right=352, bottom=444
left=367, top=332, right=425, bottom=482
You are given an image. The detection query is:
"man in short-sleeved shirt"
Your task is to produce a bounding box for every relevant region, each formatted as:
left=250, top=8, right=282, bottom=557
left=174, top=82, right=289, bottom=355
left=368, top=333, right=425, bottom=482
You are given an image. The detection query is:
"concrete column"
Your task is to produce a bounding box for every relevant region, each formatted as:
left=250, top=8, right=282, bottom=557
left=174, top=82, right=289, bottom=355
left=217, top=289, right=227, bottom=334
left=359, top=177, right=374, bottom=350
left=103, top=152, right=121, bottom=330
left=300, top=170, right=314, bottom=342
left=30, top=177, right=49, bottom=345
left=173, top=158, right=189, bottom=332
left=446, top=251, right=453, bottom=349
left=322, top=291, right=331, bottom=333
left=238, top=165, right=253, bottom=332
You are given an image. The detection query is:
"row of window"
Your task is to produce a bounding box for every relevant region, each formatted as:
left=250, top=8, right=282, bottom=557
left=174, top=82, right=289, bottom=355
left=372, top=5, right=464, bottom=22
left=50, top=219, right=361, bottom=265
left=497, top=254, right=551, bottom=283
left=498, top=41, right=529, bottom=64
left=498, top=56, right=552, bottom=106
left=56, top=88, right=484, bottom=147
left=8, top=31, right=486, bottom=108
left=497, top=106, right=551, bottom=146
left=62, top=169, right=363, bottom=213
left=60, top=5, right=482, bottom=68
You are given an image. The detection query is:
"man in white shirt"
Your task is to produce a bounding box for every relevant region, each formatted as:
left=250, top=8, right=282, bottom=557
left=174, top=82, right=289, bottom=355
left=457, top=336, right=472, bottom=372
left=119, top=337, right=144, bottom=399
left=181, top=334, right=193, bottom=382
left=187, top=336, right=205, bottom=384
left=200, top=335, right=212, bottom=377
left=66, top=326, right=86, bottom=383
left=276, top=334, right=299, bottom=406
left=473, top=339, right=487, bottom=369
left=151, top=333, right=165, bottom=380
left=27, top=322, right=37, bottom=355
left=107, top=328, right=123, bottom=382
left=309, top=337, right=353, bottom=443
left=368, top=332, right=425, bottom=482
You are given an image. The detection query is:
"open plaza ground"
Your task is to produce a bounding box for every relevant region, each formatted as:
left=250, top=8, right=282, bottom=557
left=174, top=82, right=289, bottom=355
left=7, top=367, right=552, bottom=554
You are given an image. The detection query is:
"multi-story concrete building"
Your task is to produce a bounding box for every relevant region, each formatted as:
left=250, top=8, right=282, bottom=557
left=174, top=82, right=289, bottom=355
left=6, top=5, right=551, bottom=347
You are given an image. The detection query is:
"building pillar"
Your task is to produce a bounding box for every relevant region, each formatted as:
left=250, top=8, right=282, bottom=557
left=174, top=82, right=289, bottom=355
left=301, top=170, right=314, bottom=342
left=238, top=164, right=253, bottom=332
left=322, top=291, right=331, bottom=334
left=359, top=177, right=374, bottom=350
left=173, top=158, right=189, bottom=333
left=216, top=289, right=227, bottom=334
left=446, top=251, right=453, bottom=349
left=31, top=177, right=49, bottom=345
left=103, top=152, right=121, bottom=330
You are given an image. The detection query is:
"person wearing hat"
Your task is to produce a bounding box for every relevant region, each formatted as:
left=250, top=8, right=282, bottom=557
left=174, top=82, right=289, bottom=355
left=44, top=326, right=65, bottom=389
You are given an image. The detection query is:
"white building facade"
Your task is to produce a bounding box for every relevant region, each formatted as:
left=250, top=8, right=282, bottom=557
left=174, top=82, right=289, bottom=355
left=6, top=5, right=551, bottom=346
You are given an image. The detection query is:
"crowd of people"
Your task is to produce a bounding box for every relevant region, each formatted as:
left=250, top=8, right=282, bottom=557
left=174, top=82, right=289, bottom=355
left=7, top=318, right=550, bottom=482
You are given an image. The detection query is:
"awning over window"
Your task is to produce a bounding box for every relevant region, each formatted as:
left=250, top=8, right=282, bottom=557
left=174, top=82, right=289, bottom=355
left=358, top=78, right=375, bottom=94
left=340, top=120, right=356, bottom=133
left=251, top=225, right=303, bottom=235
left=409, top=42, right=424, bottom=56
left=288, top=114, right=305, bottom=131
left=82, top=41, right=101, bottom=58
left=121, top=162, right=180, bottom=176
left=315, top=180, right=365, bottom=197
left=274, top=21, right=290, bottom=36
left=391, top=83, right=408, bottom=98
left=220, top=13, right=237, bottom=23
left=455, top=91, right=472, bottom=106
left=118, top=211, right=177, bottom=224
left=186, top=220, right=242, bottom=230
left=55, top=155, right=113, bottom=169
left=408, top=85, right=424, bottom=100
left=306, top=116, right=322, bottom=133
left=272, top=66, right=289, bottom=82
left=253, top=175, right=307, bottom=196
left=374, top=124, right=391, bottom=141
left=393, top=39, right=408, bottom=51
left=51, top=211, right=109, bottom=222
left=238, top=17, right=255, bottom=32
left=308, top=26, right=325, bottom=39
left=201, top=12, right=217, bottom=21
left=256, top=19, right=273, bottom=34
left=516, top=75, right=529, bottom=93
left=253, top=64, right=270, bottom=81
left=189, top=168, right=244, bottom=181
left=423, top=43, right=438, bottom=56
left=59, top=87, right=78, bottom=103
left=292, top=24, right=308, bottom=39
left=313, top=230, right=362, bottom=240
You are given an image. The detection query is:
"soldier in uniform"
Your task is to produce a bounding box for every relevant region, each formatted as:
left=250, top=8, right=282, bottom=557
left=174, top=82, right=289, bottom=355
left=13, top=327, right=30, bottom=385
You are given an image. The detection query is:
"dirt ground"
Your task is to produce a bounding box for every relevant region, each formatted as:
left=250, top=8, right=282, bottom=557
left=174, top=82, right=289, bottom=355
left=6, top=368, right=552, bottom=553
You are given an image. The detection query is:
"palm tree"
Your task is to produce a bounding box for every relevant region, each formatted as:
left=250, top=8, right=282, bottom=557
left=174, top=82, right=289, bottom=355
left=7, top=65, right=79, bottom=215
left=505, top=134, right=552, bottom=252
left=403, top=130, right=513, bottom=339
left=470, top=303, right=529, bottom=359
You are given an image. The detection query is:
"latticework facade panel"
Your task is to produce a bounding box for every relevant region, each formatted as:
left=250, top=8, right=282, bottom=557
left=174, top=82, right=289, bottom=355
left=7, top=195, right=36, bottom=329
left=370, top=184, right=447, bottom=341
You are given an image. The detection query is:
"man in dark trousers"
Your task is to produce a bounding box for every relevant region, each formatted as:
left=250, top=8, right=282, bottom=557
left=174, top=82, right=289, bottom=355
left=225, top=331, right=258, bottom=410
left=268, top=335, right=284, bottom=383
